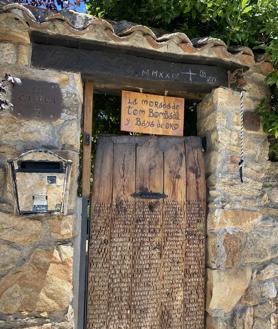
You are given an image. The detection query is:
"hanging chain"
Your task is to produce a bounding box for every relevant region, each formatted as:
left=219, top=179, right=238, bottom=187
left=239, top=90, right=245, bottom=183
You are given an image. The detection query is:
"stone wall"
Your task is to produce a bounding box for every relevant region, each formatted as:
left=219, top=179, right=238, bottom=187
left=0, top=4, right=277, bottom=329
left=0, top=15, right=83, bottom=329
left=198, top=72, right=278, bottom=328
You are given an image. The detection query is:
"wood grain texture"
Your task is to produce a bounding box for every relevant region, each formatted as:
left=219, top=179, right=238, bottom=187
left=132, top=138, right=163, bottom=328
left=82, top=81, right=93, bottom=198
left=136, top=138, right=164, bottom=194
left=185, top=137, right=205, bottom=202
left=113, top=143, right=136, bottom=204
left=92, top=138, right=114, bottom=203
left=121, top=91, right=184, bottom=136
left=32, top=43, right=229, bottom=94
left=183, top=136, right=206, bottom=329
left=108, top=142, right=136, bottom=329
left=164, top=139, right=186, bottom=202
left=88, top=136, right=206, bottom=329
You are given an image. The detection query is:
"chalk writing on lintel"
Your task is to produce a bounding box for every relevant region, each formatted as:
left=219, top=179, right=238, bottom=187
left=140, top=69, right=217, bottom=84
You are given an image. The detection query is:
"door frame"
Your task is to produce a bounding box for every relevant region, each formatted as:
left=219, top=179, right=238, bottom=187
left=78, top=80, right=206, bottom=329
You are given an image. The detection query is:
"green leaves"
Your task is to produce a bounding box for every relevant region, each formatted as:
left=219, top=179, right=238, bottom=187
left=242, top=5, right=252, bottom=13
left=241, top=0, right=249, bottom=8
left=268, top=40, right=278, bottom=66
left=266, top=70, right=278, bottom=88
left=87, top=0, right=278, bottom=159
left=87, top=0, right=276, bottom=51
left=241, top=0, right=252, bottom=13
left=256, top=100, right=276, bottom=132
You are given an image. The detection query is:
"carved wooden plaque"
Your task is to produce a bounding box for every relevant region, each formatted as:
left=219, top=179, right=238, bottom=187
left=121, top=91, right=184, bottom=136
left=87, top=136, right=206, bottom=329
left=11, top=78, right=62, bottom=120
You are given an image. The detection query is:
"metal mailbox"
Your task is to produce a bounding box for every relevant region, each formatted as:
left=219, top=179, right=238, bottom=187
left=8, top=150, right=72, bottom=215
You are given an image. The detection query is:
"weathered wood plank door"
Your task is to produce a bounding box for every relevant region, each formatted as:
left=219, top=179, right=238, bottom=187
left=87, top=136, right=206, bottom=329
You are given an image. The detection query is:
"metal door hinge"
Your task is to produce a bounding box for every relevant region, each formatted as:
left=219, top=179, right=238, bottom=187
left=84, top=133, right=91, bottom=145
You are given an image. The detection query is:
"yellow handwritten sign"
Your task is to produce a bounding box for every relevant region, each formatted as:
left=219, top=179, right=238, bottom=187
left=121, top=91, right=184, bottom=136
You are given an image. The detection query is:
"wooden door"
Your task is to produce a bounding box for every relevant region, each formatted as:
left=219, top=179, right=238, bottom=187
left=87, top=136, right=206, bottom=329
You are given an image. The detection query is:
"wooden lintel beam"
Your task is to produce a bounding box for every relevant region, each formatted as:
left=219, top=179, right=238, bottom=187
left=32, top=43, right=229, bottom=92
left=82, top=81, right=93, bottom=198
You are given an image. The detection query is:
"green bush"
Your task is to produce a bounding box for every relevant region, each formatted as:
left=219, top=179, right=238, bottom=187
left=87, top=0, right=278, bottom=159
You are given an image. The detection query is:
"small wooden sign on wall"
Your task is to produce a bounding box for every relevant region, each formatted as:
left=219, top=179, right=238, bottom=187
left=121, top=90, right=184, bottom=136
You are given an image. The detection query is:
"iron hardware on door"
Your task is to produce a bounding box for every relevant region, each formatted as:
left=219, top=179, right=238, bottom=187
left=131, top=191, right=167, bottom=199
left=87, top=136, right=206, bottom=329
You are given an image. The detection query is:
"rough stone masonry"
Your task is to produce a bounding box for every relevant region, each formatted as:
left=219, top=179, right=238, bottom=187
left=198, top=85, right=278, bottom=329
left=0, top=3, right=277, bottom=329
left=0, top=6, right=83, bottom=328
